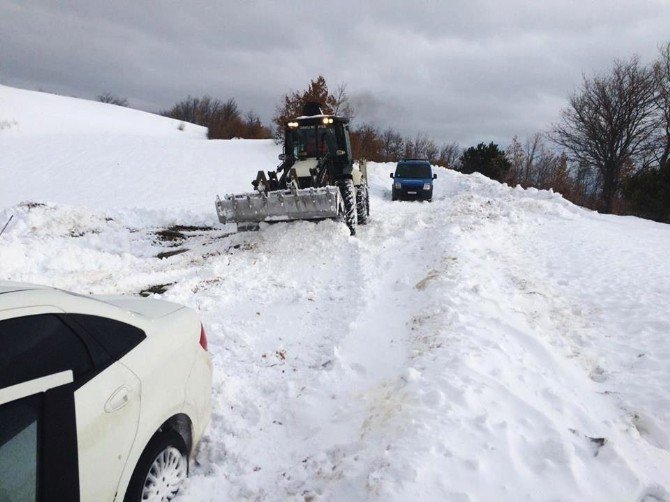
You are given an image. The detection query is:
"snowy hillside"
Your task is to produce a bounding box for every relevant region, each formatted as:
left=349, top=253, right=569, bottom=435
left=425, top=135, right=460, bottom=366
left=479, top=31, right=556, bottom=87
left=2, top=86, right=670, bottom=501
left=0, top=84, right=280, bottom=213
left=0, top=84, right=206, bottom=137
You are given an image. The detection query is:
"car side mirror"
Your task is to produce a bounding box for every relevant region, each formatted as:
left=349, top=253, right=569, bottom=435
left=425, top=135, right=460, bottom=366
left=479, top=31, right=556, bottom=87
left=389, top=173, right=394, bottom=178
left=433, top=173, right=437, bottom=179
left=278, top=153, right=286, bottom=161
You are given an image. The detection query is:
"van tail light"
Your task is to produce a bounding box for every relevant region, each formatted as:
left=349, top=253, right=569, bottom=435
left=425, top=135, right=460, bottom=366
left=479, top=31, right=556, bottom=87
left=199, top=323, right=208, bottom=351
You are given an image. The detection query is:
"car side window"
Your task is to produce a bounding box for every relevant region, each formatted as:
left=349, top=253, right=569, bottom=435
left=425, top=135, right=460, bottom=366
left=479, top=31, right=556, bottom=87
left=0, top=315, right=93, bottom=388
left=0, top=396, right=40, bottom=502
left=67, top=314, right=145, bottom=362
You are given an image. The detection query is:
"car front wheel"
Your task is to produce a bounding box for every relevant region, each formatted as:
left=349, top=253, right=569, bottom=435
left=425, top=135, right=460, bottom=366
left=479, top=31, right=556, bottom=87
left=124, top=430, right=188, bottom=502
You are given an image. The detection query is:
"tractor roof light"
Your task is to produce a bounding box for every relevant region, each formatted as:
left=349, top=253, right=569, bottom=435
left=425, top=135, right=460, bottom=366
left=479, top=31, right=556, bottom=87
left=322, top=117, right=329, bottom=124
left=288, top=122, right=299, bottom=128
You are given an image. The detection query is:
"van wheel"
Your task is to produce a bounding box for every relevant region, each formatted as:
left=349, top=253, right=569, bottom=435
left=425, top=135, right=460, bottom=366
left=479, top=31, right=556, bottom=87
left=124, top=430, right=188, bottom=502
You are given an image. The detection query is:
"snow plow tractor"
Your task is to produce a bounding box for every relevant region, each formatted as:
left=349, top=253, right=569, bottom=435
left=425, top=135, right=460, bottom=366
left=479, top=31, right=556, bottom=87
left=215, top=103, right=369, bottom=235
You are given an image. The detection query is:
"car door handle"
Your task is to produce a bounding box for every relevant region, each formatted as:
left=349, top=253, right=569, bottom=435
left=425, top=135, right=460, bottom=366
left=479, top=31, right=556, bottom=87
left=105, top=386, right=130, bottom=413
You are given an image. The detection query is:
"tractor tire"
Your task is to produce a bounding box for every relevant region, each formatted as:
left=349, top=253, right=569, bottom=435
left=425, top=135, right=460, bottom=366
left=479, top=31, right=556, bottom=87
left=338, top=178, right=357, bottom=236
left=356, top=183, right=369, bottom=225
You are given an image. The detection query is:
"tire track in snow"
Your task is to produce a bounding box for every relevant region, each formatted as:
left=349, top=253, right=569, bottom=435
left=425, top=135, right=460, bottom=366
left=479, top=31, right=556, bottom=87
left=181, top=219, right=372, bottom=500
left=264, top=186, right=460, bottom=499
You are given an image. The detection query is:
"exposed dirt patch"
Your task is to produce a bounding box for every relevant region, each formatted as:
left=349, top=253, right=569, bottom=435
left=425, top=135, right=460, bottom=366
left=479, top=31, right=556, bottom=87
left=168, top=224, right=215, bottom=232
left=154, top=225, right=221, bottom=244
left=156, top=248, right=189, bottom=259
left=155, top=228, right=186, bottom=242
left=139, top=283, right=175, bottom=297
left=19, top=201, right=47, bottom=209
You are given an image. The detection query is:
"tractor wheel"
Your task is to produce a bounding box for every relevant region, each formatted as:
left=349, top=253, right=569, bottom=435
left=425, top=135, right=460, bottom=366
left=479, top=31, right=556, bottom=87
left=338, top=179, right=357, bottom=236
left=356, top=183, right=369, bottom=225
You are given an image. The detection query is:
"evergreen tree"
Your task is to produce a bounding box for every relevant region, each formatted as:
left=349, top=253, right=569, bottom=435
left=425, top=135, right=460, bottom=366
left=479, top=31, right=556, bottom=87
left=458, top=142, right=511, bottom=182
left=624, top=162, right=670, bottom=223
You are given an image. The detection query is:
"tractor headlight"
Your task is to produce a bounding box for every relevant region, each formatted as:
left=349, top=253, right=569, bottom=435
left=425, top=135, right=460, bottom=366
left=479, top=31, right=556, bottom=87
left=394, top=182, right=402, bottom=189
left=423, top=183, right=431, bottom=190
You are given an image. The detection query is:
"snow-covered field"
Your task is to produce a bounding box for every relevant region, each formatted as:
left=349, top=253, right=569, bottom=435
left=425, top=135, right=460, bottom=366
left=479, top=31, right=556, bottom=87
left=2, top=85, right=670, bottom=501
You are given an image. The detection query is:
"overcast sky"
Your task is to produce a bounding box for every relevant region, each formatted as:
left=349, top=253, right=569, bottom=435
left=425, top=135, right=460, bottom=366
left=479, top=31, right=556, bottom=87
left=2, top=0, right=670, bottom=145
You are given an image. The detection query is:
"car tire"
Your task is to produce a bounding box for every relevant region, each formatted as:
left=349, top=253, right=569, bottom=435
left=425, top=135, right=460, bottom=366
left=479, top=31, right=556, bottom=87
left=123, top=430, right=189, bottom=502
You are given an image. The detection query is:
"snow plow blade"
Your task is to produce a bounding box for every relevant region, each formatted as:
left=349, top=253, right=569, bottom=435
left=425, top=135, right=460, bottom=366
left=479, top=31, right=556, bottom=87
left=215, top=185, right=344, bottom=230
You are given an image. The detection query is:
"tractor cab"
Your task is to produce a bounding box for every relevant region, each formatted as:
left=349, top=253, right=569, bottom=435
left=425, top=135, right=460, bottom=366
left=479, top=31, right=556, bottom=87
left=280, top=106, right=353, bottom=187
left=284, top=115, right=351, bottom=162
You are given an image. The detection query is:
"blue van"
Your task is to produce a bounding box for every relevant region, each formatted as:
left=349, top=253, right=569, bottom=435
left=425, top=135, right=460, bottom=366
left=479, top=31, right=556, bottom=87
left=390, top=159, right=437, bottom=201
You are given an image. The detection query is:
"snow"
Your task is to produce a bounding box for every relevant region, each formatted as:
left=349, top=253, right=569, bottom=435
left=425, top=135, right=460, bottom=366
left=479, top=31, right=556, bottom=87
left=0, top=84, right=281, bottom=213
left=2, top=86, right=670, bottom=501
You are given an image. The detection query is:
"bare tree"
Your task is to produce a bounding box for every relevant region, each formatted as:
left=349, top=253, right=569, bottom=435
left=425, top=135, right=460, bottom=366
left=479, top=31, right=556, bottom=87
left=240, top=110, right=272, bottom=139
left=273, top=76, right=355, bottom=140
left=332, top=83, right=355, bottom=121
left=551, top=57, right=658, bottom=212
left=523, top=134, right=542, bottom=186
left=653, top=42, right=670, bottom=170
left=208, top=98, right=242, bottom=139
left=506, top=134, right=542, bottom=186
left=424, top=138, right=439, bottom=164
left=404, top=133, right=432, bottom=160
left=437, top=142, right=460, bottom=169
left=507, top=135, right=532, bottom=185
left=162, top=96, right=265, bottom=139
left=506, top=133, right=598, bottom=205
left=163, top=96, right=211, bottom=124
left=350, top=124, right=382, bottom=160
left=380, top=128, right=404, bottom=162
left=97, top=92, right=128, bottom=107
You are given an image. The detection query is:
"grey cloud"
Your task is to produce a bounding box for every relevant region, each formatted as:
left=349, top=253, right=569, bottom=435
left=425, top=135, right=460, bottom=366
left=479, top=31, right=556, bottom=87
left=1, top=0, right=669, bottom=145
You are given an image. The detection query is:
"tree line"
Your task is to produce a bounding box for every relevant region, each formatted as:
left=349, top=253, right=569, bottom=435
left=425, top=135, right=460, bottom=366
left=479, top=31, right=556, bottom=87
left=100, top=76, right=460, bottom=167
left=98, top=43, right=669, bottom=223
left=551, top=44, right=670, bottom=220
left=161, top=96, right=272, bottom=140
left=96, top=91, right=273, bottom=140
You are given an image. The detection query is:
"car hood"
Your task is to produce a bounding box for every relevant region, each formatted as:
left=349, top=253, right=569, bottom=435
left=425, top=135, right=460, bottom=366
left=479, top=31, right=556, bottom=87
left=91, top=295, right=185, bottom=319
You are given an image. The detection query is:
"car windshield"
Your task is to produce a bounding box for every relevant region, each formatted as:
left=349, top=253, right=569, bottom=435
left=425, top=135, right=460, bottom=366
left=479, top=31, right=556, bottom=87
left=395, top=163, right=431, bottom=179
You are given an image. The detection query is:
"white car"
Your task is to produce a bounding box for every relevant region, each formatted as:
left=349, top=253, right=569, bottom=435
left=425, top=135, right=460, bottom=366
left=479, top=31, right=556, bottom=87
left=0, top=281, right=212, bottom=501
